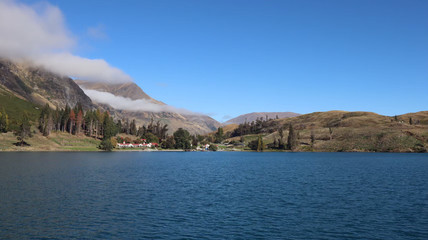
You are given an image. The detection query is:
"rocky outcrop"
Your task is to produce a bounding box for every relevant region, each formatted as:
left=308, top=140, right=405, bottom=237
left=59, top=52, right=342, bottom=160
left=0, top=59, right=93, bottom=109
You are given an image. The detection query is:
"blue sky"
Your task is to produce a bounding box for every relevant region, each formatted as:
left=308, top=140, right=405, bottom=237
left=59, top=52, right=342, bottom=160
left=19, top=0, right=428, bottom=121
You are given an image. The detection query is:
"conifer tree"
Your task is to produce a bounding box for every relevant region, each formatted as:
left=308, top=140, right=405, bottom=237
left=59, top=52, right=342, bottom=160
left=310, top=129, right=315, bottom=147
left=69, top=109, right=76, bottom=134
left=287, top=124, right=298, bottom=151
left=256, top=135, right=264, bottom=152
left=14, top=113, right=33, bottom=146
left=130, top=119, right=137, bottom=136
left=62, top=105, right=70, bottom=132
left=173, top=128, right=191, bottom=149
left=0, top=108, right=9, bottom=133
left=214, top=127, right=224, bottom=143
left=76, top=110, right=83, bottom=135
left=99, top=112, right=118, bottom=151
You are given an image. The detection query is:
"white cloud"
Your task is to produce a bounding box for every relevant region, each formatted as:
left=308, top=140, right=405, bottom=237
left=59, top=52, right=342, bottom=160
left=82, top=88, right=196, bottom=115
left=0, top=0, right=131, bottom=83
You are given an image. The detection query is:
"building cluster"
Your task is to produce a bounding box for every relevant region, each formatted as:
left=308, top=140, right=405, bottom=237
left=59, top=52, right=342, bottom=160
left=117, top=139, right=159, bottom=148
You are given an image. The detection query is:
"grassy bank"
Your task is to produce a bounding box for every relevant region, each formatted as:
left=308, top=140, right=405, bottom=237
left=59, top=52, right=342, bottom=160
left=0, top=131, right=100, bottom=151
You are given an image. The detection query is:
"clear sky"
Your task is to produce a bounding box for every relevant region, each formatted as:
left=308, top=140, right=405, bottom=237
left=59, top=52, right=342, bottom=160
left=18, top=0, right=428, bottom=121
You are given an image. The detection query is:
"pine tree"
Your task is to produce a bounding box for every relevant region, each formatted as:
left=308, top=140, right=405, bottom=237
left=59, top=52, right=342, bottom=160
left=256, top=135, right=264, bottom=152
left=96, top=109, right=103, bottom=138
left=99, top=112, right=118, bottom=151
left=273, top=139, right=278, bottom=149
left=214, top=127, right=224, bottom=143
left=310, top=129, right=315, bottom=147
left=130, top=119, right=137, bottom=136
left=287, top=124, right=298, bottom=151
left=173, top=128, right=191, bottom=149
left=278, top=127, right=284, bottom=141
left=62, top=105, right=70, bottom=132
left=38, top=104, right=52, bottom=136
left=14, top=113, right=33, bottom=146
left=69, top=109, right=76, bottom=134
left=76, top=110, right=83, bottom=135
left=0, top=108, right=9, bottom=133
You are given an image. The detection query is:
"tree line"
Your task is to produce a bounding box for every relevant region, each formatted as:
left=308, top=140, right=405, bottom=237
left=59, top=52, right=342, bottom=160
left=230, top=116, right=278, bottom=137
left=248, top=124, right=299, bottom=152
left=1, top=102, right=215, bottom=151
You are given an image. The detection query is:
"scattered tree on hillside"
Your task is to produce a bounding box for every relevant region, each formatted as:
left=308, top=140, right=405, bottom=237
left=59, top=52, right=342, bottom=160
left=248, top=136, right=265, bottom=151
left=209, top=144, right=218, bottom=151
left=214, top=127, right=224, bottom=143
left=142, top=132, right=159, bottom=144
left=278, top=126, right=286, bottom=149
left=99, top=112, right=118, bottom=151
left=287, top=124, right=298, bottom=151
left=161, top=135, right=175, bottom=149
left=61, top=105, right=70, bottom=132
left=96, top=109, right=103, bottom=138
left=248, top=139, right=258, bottom=151
left=39, top=104, right=53, bottom=136
left=0, top=108, right=9, bottom=133
left=130, top=119, right=137, bottom=136
left=310, top=129, right=315, bottom=147
left=409, top=117, right=413, bottom=125
left=14, top=113, right=33, bottom=146
left=257, top=135, right=264, bottom=152
left=173, top=128, right=191, bottom=149
left=137, top=119, right=169, bottom=142
left=192, top=135, right=198, bottom=148
left=230, top=117, right=278, bottom=137
left=76, top=110, right=83, bottom=134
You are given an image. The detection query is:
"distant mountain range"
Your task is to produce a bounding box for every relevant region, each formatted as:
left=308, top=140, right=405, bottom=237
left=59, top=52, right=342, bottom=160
left=224, top=112, right=300, bottom=125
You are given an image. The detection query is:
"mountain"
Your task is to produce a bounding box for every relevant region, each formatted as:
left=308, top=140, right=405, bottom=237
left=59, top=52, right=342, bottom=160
left=0, top=59, right=219, bottom=135
left=0, top=59, right=93, bottom=110
left=224, top=112, right=300, bottom=125
left=220, top=110, right=428, bottom=152
left=75, top=80, right=220, bottom=135
left=74, top=80, right=164, bottom=104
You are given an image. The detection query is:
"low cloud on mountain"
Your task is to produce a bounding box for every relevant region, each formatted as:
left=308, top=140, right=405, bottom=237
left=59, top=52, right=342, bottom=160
left=82, top=88, right=195, bottom=115
left=0, top=0, right=131, bottom=83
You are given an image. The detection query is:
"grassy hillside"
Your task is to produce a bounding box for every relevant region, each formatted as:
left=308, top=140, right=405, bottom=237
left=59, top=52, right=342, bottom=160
left=0, top=131, right=100, bottom=151
left=220, top=111, right=428, bottom=152
left=0, top=87, right=41, bottom=124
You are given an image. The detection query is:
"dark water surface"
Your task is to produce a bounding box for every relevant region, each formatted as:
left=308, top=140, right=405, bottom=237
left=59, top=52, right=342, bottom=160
left=0, top=152, right=427, bottom=239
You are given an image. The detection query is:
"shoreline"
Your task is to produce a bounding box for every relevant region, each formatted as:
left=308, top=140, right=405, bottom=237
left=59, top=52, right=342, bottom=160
left=0, top=148, right=426, bottom=153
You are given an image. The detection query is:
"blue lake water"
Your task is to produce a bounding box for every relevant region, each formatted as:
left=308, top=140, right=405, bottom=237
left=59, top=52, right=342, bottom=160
left=0, top=152, right=427, bottom=239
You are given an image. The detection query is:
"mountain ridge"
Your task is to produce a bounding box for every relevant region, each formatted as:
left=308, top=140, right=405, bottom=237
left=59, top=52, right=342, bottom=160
left=0, top=59, right=94, bottom=110
left=74, top=80, right=165, bottom=105
left=224, top=112, right=300, bottom=125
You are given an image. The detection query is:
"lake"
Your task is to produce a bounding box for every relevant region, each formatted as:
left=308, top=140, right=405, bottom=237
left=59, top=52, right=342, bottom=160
left=0, top=152, right=427, bottom=239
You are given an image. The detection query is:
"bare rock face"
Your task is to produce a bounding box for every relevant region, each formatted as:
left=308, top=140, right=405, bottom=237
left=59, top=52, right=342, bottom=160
left=75, top=80, right=164, bottom=104
left=0, top=59, right=93, bottom=109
